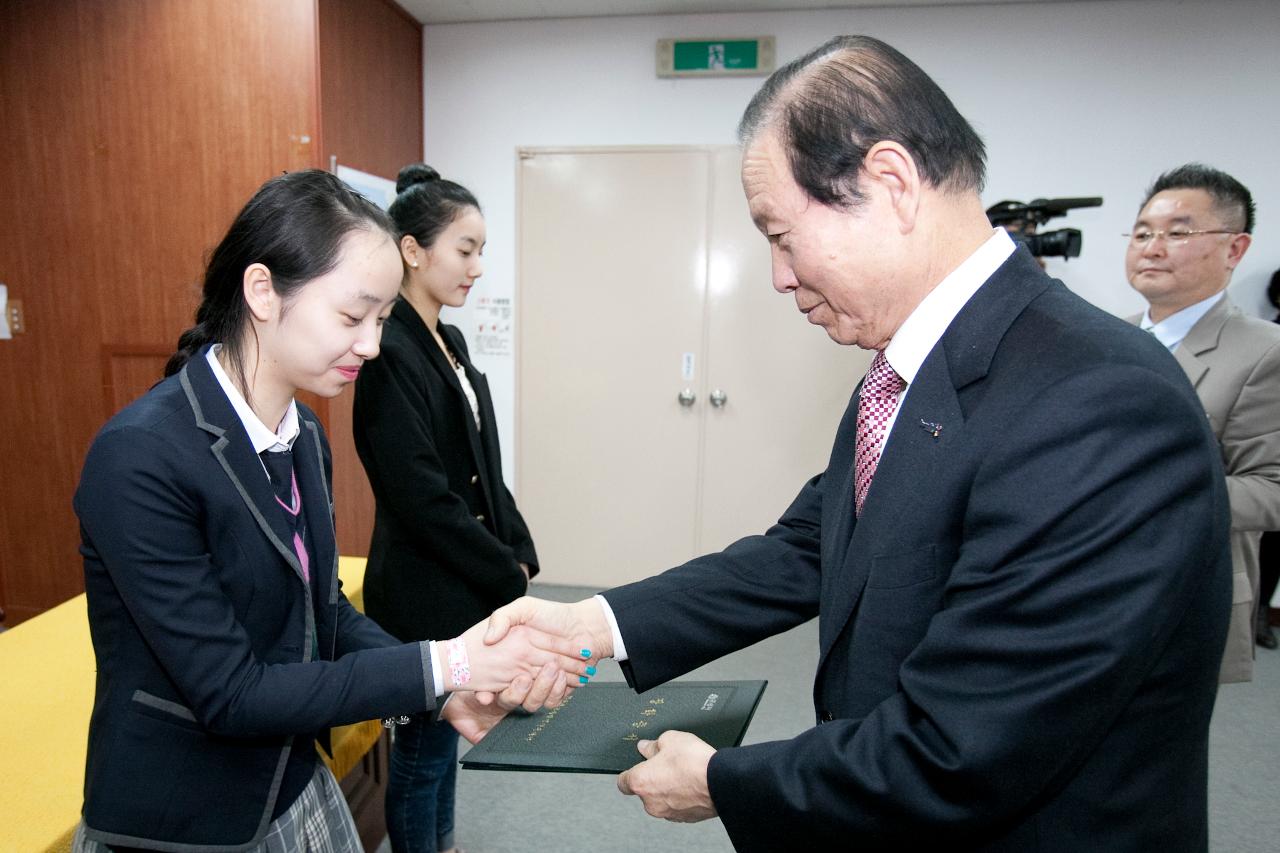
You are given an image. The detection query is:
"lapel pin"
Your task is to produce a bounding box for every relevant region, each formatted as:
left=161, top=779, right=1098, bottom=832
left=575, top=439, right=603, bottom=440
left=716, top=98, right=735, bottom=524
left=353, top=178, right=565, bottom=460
left=919, top=419, right=943, bottom=439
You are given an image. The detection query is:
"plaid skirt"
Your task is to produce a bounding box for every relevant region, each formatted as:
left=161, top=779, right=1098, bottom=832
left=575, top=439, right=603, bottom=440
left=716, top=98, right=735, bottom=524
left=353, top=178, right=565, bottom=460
left=73, top=762, right=361, bottom=853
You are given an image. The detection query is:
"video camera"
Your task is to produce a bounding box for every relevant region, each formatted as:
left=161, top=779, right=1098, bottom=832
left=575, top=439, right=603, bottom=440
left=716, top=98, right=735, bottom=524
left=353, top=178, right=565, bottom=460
left=986, top=197, right=1102, bottom=260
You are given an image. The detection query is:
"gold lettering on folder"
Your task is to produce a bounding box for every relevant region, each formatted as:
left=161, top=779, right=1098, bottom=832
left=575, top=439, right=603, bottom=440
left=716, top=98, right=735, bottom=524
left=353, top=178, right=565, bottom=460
left=524, top=691, right=576, bottom=743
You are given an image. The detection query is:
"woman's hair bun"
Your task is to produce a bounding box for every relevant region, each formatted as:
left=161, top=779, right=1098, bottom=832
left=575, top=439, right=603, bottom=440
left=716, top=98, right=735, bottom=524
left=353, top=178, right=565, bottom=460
left=396, top=163, right=441, bottom=195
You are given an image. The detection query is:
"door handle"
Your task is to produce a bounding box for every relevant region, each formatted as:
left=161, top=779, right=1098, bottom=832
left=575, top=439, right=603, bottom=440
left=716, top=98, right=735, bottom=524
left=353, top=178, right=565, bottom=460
left=677, top=388, right=697, bottom=407
left=709, top=388, right=727, bottom=408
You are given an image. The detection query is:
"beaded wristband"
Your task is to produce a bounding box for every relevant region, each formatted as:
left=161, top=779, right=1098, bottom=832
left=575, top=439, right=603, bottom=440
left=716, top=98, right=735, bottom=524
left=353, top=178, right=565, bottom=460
left=447, top=636, right=471, bottom=689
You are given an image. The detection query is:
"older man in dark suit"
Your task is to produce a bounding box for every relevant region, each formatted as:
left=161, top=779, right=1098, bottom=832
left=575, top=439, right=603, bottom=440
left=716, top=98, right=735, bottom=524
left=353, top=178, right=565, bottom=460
left=483, top=35, right=1230, bottom=852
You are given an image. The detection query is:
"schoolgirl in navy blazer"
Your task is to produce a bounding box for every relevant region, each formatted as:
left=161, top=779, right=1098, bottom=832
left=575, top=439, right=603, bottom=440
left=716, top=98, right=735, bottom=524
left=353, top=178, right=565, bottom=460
left=72, top=170, right=586, bottom=851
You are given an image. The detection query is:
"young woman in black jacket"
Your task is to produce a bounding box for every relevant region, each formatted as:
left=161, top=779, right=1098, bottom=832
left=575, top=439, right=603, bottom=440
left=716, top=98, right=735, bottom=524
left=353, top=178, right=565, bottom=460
left=354, top=164, right=544, bottom=853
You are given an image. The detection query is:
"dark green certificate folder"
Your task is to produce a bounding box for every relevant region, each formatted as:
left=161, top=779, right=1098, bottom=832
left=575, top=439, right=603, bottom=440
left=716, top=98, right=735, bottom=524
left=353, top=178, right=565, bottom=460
left=459, top=680, right=767, bottom=774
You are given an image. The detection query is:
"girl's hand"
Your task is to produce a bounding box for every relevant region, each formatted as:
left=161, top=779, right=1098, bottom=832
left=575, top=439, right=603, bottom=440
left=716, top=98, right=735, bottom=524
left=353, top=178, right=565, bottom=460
left=442, top=619, right=593, bottom=694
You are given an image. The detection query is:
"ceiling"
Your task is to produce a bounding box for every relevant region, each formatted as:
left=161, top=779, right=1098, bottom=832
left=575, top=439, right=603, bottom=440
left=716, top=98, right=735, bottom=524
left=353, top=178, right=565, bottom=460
left=396, top=0, right=1068, bottom=26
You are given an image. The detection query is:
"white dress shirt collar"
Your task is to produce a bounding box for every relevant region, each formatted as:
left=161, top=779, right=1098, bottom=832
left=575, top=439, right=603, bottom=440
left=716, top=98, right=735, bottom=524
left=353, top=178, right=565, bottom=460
left=883, top=228, right=1017, bottom=385
left=1139, top=290, right=1224, bottom=352
left=205, top=345, right=300, bottom=453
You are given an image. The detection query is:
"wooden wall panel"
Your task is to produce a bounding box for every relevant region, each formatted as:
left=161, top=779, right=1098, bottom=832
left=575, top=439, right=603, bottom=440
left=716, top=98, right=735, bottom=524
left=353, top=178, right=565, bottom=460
left=0, top=0, right=320, bottom=624
left=319, top=0, right=424, bottom=180
left=318, top=0, right=423, bottom=557
left=102, top=347, right=173, bottom=421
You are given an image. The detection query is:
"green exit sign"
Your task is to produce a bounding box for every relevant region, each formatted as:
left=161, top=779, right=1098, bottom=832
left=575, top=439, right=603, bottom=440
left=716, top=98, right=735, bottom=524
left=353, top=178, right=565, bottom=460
left=656, top=36, right=775, bottom=78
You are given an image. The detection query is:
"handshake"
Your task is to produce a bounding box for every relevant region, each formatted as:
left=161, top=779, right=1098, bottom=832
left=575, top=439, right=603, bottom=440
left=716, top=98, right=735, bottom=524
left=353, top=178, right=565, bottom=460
left=437, top=595, right=614, bottom=743
left=436, top=594, right=720, bottom=824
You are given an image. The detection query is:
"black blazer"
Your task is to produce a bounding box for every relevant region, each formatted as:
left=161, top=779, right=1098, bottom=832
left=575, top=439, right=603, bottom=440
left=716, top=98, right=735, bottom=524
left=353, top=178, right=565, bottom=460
left=74, top=348, right=435, bottom=851
left=604, top=250, right=1232, bottom=852
left=354, top=299, right=537, bottom=643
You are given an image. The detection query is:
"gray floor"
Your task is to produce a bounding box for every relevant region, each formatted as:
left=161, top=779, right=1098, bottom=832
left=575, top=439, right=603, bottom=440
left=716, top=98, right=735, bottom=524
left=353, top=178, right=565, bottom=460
left=382, top=583, right=1280, bottom=852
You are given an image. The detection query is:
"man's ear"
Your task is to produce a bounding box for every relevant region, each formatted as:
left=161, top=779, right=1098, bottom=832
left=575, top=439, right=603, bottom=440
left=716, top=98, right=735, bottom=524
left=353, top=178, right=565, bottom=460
left=1225, top=232, right=1252, bottom=271
left=862, top=140, right=921, bottom=233
left=243, top=263, right=275, bottom=323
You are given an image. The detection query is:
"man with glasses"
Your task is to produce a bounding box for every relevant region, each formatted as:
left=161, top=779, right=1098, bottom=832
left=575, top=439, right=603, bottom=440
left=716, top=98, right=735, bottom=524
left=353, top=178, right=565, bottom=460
left=1125, top=163, right=1280, bottom=682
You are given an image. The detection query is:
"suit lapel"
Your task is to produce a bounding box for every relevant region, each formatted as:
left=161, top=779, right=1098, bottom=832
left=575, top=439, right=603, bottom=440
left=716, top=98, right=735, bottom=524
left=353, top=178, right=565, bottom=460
left=449, top=330, right=500, bottom=521
left=816, top=248, right=1051, bottom=669
left=822, top=383, right=861, bottom=576
left=179, top=352, right=306, bottom=584
left=396, top=298, right=501, bottom=522
left=296, top=417, right=339, bottom=605
left=1172, top=295, right=1231, bottom=390
left=1172, top=347, right=1208, bottom=389
left=396, top=299, right=471, bottom=408
left=817, top=352, right=967, bottom=664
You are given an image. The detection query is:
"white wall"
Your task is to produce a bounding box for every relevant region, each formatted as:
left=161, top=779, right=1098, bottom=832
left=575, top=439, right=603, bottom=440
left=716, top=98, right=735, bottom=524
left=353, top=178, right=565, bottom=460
left=422, top=0, right=1280, bottom=485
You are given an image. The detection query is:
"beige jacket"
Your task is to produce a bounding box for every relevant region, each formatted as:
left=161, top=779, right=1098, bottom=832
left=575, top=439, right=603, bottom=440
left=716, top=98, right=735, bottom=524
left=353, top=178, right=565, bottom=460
left=1134, top=295, right=1280, bottom=682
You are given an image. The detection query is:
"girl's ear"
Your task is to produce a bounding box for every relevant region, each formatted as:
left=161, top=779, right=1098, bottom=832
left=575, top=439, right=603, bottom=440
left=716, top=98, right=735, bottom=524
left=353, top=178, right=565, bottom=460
left=243, top=263, right=276, bottom=322
left=400, top=235, right=425, bottom=270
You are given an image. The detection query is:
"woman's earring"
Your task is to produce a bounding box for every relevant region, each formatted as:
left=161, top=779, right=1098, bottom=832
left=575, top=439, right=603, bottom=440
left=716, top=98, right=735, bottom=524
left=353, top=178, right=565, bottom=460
left=410, top=262, right=419, bottom=269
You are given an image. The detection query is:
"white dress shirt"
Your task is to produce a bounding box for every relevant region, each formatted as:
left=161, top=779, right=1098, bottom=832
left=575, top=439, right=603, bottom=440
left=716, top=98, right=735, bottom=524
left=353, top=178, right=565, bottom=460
left=207, top=345, right=300, bottom=454
left=880, top=228, right=1016, bottom=436
left=598, top=229, right=1017, bottom=662
left=454, top=363, right=482, bottom=431
left=1139, top=290, right=1225, bottom=352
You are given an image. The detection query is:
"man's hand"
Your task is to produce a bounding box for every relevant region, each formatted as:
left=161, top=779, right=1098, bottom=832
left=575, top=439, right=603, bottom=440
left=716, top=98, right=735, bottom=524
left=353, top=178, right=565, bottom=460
left=483, top=596, right=614, bottom=661
left=616, top=730, right=718, bottom=823
left=442, top=662, right=569, bottom=744
left=447, top=619, right=590, bottom=694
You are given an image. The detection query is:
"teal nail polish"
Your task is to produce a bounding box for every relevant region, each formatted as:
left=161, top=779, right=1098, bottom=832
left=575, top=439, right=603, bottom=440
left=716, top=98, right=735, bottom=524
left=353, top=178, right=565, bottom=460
left=580, top=649, right=592, bottom=658
left=585, top=666, right=597, bottom=676
left=579, top=675, right=589, bottom=684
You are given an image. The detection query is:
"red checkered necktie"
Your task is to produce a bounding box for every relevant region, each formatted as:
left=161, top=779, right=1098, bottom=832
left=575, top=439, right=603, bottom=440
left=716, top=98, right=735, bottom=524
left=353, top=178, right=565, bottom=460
left=854, top=350, right=904, bottom=517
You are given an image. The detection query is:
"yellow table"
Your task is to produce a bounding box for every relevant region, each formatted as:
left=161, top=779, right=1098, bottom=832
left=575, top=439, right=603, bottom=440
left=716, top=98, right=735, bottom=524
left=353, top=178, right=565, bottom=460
left=0, top=556, right=379, bottom=853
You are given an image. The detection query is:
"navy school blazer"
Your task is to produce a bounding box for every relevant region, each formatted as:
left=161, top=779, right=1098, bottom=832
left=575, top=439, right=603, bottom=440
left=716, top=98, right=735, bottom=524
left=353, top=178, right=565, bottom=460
left=74, top=347, right=435, bottom=851
left=605, top=248, right=1232, bottom=852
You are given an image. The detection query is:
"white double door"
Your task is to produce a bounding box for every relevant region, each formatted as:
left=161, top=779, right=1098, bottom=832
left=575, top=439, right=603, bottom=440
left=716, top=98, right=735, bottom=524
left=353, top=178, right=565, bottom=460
left=517, top=146, right=872, bottom=587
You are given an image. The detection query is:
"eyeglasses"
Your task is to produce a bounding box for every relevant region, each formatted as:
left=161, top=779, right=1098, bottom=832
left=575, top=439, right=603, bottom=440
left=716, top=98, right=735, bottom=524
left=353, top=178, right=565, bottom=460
left=1123, top=228, right=1239, bottom=247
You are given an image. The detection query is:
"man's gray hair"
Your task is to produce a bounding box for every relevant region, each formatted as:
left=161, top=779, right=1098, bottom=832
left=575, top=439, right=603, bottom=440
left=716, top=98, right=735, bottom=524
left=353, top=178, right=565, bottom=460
left=739, top=35, right=987, bottom=209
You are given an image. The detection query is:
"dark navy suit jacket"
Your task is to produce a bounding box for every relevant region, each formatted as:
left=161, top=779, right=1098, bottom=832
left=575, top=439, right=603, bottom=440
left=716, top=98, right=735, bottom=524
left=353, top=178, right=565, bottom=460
left=605, top=249, right=1232, bottom=852
left=74, top=348, right=434, bottom=851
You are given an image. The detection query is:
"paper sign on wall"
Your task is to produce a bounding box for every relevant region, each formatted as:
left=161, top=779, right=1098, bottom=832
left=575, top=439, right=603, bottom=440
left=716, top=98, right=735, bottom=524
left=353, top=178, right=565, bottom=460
left=474, top=296, right=513, bottom=357
left=0, top=284, right=10, bottom=340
